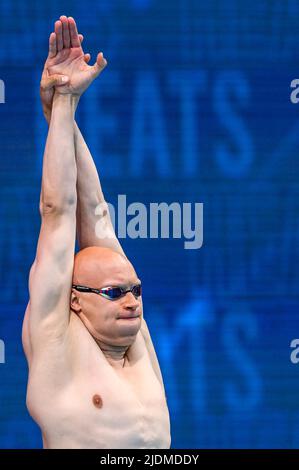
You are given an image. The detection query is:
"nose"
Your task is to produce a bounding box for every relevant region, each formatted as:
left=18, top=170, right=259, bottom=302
left=123, top=291, right=140, bottom=311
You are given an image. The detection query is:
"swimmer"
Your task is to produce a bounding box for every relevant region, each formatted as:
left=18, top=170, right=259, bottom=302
left=22, top=16, right=171, bottom=449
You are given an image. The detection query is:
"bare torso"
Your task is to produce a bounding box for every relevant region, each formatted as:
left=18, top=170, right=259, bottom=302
left=23, top=312, right=171, bottom=449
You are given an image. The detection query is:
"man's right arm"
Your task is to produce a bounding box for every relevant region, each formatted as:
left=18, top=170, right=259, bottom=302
left=28, top=93, right=77, bottom=348
left=39, top=17, right=115, bottom=255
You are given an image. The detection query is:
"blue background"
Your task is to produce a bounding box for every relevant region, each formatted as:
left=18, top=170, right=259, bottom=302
left=0, top=0, right=299, bottom=448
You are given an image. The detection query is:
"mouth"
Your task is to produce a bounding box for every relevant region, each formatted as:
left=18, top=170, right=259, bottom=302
left=118, top=315, right=140, bottom=320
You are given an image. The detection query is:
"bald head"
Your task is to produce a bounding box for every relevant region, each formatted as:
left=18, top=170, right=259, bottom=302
left=71, top=246, right=142, bottom=348
left=73, top=246, right=133, bottom=288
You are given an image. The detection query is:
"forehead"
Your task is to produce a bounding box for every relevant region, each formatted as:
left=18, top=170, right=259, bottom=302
left=73, top=248, right=140, bottom=287
left=95, top=257, right=139, bottom=287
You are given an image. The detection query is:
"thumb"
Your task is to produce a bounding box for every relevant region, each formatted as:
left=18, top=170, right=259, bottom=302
left=84, top=53, right=91, bottom=64
left=41, top=74, right=69, bottom=91
left=91, top=52, right=107, bottom=78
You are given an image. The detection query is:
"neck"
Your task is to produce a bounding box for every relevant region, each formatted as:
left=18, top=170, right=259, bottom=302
left=72, top=311, right=130, bottom=369
left=95, top=339, right=128, bottom=369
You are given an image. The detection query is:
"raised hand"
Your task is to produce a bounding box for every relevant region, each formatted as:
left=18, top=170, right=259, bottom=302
left=40, top=31, right=87, bottom=122
left=43, top=16, right=107, bottom=99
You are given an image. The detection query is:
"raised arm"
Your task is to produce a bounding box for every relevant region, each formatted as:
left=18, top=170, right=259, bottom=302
left=29, top=92, right=77, bottom=345
left=140, top=318, right=166, bottom=393
left=28, top=17, right=105, bottom=348
left=40, top=16, right=124, bottom=256
left=74, top=122, right=125, bottom=255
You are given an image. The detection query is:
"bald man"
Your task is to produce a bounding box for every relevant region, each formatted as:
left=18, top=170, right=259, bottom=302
left=22, top=16, right=171, bottom=449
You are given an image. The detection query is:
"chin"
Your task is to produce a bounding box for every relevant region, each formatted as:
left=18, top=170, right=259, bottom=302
left=115, top=323, right=140, bottom=342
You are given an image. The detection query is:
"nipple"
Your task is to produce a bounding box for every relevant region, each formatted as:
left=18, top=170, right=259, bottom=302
left=92, top=394, right=103, bottom=409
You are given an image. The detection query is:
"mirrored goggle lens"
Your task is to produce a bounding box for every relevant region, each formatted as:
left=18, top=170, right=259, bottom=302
left=101, top=285, right=142, bottom=299
left=102, top=287, right=123, bottom=299
left=132, top=285, right=142, bottom=297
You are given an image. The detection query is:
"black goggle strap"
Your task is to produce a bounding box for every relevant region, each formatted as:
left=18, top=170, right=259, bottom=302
left=72, top=285, right=101, bottom=295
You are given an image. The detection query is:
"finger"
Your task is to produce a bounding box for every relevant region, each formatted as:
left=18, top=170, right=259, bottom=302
left=41, top=74, right=69, bottom=91
left=60, top=15, right=71, bottom=48
left=55, top=20, right=63, bottom=51
left=92, top=52, right=107, bottom=78
left=48, top=32, right=57, bottom=58
left=79, top=34, right=84, bottom=44
left=68, top=16, right=80, bottom=47
left=84, top=53, right=91, bottom=63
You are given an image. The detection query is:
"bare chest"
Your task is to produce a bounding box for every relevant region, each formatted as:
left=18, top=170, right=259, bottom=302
left=53, top=364, right=170, bottom=448
left=31, top=334, right=171, bottom=448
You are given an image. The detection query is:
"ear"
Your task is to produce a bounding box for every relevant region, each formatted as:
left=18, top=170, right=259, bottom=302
left=70, top=290, right=81, bottom=314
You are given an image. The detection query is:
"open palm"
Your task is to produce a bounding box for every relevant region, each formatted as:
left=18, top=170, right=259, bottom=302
left=46, top=16, right=106, bottom=96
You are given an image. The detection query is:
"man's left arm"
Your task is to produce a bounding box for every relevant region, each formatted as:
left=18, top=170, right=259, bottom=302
left=73, top=121, right=125, bottom=255
left=140, top=317, right=166, bottom=393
